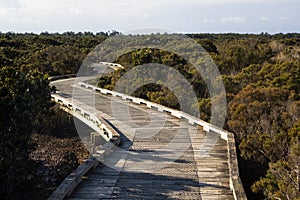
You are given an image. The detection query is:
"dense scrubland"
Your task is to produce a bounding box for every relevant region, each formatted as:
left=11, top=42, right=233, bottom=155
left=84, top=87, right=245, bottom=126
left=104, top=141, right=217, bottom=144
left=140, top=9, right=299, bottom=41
left=0, top=31, right=299, bottom=199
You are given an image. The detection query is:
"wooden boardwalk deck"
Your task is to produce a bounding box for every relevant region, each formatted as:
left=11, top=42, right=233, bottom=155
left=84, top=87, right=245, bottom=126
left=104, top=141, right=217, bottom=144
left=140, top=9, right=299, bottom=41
left=52, top=79, right=234, bottom=200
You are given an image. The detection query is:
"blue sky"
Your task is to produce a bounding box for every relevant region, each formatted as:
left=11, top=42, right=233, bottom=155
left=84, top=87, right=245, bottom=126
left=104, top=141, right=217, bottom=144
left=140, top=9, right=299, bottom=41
left=0, top=0, right=299, bottom=33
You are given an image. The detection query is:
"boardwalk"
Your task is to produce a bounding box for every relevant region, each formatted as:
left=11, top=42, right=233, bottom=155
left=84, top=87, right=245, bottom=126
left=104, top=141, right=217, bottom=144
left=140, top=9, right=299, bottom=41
left=52, top=78, right=235, bottom=200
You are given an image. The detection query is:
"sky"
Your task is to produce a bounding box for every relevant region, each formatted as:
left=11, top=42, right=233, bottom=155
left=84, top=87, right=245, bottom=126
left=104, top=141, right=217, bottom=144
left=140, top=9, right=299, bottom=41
left=0, top=0, right=299, bottom=34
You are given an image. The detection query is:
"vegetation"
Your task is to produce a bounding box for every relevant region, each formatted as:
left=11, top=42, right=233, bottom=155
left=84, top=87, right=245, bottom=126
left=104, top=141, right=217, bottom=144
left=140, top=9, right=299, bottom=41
left=0, top=66, right=51, bottom=198
left=96, top=33, right=300, bottom=199
left=0, top=31, right=299, bottom=199
left=0, top=32, right=102, bottom=199
left=0, top=31, right=109, bottom=75
left=28, top=106, right=90, bottom=199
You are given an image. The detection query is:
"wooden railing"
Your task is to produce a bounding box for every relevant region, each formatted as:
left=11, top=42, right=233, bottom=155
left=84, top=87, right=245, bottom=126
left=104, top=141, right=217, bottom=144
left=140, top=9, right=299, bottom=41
left=48, top=93, right=120, bottom=200
left=51, top=94, right=120, bottom=141
left=48, top=74, right=76, bottom=81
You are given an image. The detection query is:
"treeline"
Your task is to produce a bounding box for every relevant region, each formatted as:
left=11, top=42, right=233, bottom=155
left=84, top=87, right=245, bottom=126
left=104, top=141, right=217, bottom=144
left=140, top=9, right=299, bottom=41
left=0, top=31, right=113, bottom=75
left=0, top=32, right=299, bottom=199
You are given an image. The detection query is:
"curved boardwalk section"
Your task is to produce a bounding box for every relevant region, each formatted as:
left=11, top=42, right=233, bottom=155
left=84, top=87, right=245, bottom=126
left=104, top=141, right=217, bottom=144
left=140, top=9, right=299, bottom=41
left=51, top=78, right=244, bottom=200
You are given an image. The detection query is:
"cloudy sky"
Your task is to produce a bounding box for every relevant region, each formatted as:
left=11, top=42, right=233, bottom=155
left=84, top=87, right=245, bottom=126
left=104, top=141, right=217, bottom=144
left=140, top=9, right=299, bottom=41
left=0, top=0, right=299, bottom=33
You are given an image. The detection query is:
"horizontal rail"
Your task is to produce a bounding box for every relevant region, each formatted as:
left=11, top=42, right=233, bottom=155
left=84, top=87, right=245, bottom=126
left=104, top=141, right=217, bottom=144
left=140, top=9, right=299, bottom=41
left=48, top=74, right=77, bottom=81
left=47, top=157, right=98, bottom=200
left=51, top=94, right=120, bottom=142
left=79, top=82, right=229, bottom=138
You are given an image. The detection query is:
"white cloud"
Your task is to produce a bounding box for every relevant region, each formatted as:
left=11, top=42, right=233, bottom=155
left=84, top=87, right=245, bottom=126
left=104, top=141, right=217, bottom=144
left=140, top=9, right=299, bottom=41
left=0, top=0, right=153, bottom=31
left=68, top=7, right=83, bottom=14
left=280, top=16, right=290, bottom=21
left=260, top=16, right=270, bottom=21
left=0, top=0, right=20, bottom=8
left=220, top=16, right=246, bottom=23
left=203, top=18, right=216, bottom=23
left=9, top=0, right=291, bottom=11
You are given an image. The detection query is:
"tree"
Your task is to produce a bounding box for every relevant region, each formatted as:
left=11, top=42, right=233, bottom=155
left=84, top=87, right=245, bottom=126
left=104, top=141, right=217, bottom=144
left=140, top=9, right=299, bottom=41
left=252, top=121, right=300, bottom=199
left=0, top=66, right=51, bottom=199
left=228, top=88, right=291, bottom=140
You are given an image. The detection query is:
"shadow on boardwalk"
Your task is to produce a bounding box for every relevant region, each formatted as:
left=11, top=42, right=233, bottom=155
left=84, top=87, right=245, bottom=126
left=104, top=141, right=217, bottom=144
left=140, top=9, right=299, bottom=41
left=110, top=168, right=228, bottom=199
left=68, top=160, right=229, bottom=200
